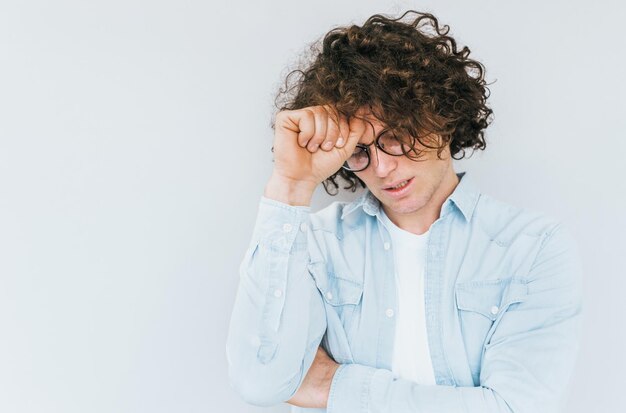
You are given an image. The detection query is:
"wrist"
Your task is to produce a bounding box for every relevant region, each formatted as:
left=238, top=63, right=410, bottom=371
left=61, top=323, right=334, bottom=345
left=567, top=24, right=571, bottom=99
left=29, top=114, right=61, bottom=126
left=264, top=174, right=317, bottom=206
left=322, top=362, right=340, bottom=407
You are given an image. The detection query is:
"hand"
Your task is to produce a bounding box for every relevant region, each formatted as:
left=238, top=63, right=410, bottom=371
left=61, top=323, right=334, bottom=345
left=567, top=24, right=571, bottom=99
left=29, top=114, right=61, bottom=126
left=270, top=105, right=368, bottom=191
left=286, top=346, right=340, bottom=409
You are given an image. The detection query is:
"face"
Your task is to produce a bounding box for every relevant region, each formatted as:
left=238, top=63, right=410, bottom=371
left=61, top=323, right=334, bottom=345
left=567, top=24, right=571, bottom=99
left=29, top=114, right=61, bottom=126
left=353, top=114, right=458, bottom=227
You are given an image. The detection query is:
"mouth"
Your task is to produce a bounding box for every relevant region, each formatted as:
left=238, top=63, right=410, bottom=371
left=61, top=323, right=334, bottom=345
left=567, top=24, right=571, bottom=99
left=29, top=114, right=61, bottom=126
left=382, top=177, right=414, bottom=196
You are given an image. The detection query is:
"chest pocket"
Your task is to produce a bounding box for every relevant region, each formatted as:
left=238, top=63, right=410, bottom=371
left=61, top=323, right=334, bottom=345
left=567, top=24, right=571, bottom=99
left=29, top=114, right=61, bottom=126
left=455, top=278, right=528, bottom=384
left=317, top=274, right=363, bottom=306
left=308, top=262, right=363, bottom=305
left=308, top=262, right=363, bottom=363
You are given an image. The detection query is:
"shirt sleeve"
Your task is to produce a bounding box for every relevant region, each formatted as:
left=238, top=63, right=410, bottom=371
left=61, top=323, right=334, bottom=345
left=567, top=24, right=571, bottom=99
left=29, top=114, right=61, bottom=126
left=327, top=223, right=583, bottom=413
left=226, top=196, right=328, bottom=407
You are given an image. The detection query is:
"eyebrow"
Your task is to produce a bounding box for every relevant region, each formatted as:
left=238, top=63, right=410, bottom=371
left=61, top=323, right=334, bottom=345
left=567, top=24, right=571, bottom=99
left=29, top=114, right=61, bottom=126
left=359, top=128, right=392, bottom=146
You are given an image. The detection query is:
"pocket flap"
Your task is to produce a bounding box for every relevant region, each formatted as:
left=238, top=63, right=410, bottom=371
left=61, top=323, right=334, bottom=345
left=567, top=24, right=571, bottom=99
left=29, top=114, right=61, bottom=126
left=455, top=278, right=527, bottom=321
left=308, top=262, right=364, bottom=306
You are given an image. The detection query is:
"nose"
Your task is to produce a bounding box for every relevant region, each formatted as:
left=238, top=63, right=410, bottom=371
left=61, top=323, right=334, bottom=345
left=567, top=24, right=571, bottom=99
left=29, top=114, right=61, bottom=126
left=370, top=145, right=397, bottom=178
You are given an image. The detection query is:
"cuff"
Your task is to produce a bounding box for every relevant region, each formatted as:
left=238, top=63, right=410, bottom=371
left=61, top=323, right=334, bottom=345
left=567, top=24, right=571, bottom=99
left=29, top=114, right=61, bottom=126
left=327, top=363, right=394, bottom=413
left=251, top=196, right=312, bottom=253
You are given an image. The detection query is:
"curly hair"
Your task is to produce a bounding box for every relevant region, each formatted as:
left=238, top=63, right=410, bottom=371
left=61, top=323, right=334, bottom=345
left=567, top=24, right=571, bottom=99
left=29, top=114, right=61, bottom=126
left=272, top=10, right=493, bottom=195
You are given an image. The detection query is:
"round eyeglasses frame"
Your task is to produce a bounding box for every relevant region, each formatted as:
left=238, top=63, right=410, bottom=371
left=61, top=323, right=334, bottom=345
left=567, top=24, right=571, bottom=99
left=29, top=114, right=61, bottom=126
left=341, top=128, right=410, bottom=172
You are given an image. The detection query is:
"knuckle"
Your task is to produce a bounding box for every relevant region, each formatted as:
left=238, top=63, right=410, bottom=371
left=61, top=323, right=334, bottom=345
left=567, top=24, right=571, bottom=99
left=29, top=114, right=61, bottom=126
left=302, top=108, right=316, bottom=120
left=275, top=111, right=286, bottom=123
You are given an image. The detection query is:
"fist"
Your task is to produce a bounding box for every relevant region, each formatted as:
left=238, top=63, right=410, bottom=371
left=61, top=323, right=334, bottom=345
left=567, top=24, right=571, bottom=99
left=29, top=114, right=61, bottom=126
left=271, top=105, right=368, bottom=187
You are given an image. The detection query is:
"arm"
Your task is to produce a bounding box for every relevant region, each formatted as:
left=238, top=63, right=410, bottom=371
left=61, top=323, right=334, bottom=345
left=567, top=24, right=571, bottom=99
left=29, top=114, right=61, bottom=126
left=225, top=194, right=327, bottom=406
left=303, top=223, right=583, bottom=413
left=226, top=105, right=368, bottom=406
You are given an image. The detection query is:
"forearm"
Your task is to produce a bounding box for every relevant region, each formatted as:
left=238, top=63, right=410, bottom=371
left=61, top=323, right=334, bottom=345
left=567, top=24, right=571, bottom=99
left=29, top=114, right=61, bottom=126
left=328, top=364, right=514, bottom=413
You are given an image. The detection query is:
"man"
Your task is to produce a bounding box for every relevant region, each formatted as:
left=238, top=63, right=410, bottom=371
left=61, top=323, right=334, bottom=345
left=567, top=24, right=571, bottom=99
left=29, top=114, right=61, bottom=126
left=226, top=10, right=582, bottom=413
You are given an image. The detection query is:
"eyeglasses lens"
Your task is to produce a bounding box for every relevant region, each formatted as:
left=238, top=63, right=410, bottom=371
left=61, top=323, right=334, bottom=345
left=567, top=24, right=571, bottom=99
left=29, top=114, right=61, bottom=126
left=343, top=146, right=369, bottom=171
left=342, top=130, right=412, bottom=171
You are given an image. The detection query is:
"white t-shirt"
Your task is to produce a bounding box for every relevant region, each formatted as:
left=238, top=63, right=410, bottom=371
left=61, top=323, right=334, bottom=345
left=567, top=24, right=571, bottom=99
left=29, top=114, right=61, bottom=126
left=380, top=209, right=436, bottom=385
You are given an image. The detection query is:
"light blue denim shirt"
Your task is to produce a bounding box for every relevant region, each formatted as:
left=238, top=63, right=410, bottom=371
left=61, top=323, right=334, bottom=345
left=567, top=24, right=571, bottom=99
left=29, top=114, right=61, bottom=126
left=226, top=172, right=583, bottom=413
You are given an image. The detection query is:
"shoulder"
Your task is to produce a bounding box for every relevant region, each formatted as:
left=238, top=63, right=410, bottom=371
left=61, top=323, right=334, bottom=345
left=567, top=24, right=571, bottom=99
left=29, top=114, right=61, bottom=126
left=309, top=201, right=369, bottom=239
left=472, top=192, right=564, bottom=247
left=464, top=192, right=582, bottom=299
left=471, top=192, right=582, bottom=280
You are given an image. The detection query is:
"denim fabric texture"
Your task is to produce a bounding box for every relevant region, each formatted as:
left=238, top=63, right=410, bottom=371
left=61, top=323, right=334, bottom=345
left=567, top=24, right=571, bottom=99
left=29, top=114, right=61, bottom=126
left=226, top=172, right=583, bottom=413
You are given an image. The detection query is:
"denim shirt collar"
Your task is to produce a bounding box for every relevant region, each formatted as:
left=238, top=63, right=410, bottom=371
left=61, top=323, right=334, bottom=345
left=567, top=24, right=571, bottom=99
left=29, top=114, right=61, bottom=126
left=340, top=171, right=480, bottom=222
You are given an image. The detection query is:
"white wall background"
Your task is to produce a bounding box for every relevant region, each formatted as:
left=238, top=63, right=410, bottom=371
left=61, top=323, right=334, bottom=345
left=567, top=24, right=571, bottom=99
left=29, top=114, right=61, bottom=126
left=0, top=0, right=624, bottom=412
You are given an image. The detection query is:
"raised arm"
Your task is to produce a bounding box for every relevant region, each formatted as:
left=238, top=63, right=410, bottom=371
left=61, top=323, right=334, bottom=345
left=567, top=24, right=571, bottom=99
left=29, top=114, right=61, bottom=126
left=226, top=105, right=366, bottom=406
left=225, top=193, right=326, bottom=406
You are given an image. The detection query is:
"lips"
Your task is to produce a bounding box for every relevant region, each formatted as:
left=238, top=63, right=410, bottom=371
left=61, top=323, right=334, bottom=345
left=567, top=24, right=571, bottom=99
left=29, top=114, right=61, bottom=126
left=383, top=178, right=412, bottom=190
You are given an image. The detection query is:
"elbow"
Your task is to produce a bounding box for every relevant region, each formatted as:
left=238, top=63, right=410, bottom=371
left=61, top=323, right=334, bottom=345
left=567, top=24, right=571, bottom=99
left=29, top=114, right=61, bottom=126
left=227, top=360, right=301, bottom=407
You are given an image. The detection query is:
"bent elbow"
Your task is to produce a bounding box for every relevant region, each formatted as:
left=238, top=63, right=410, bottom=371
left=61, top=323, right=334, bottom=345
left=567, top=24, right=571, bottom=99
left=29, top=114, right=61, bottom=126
left=227, top=361, right=301, bottom=407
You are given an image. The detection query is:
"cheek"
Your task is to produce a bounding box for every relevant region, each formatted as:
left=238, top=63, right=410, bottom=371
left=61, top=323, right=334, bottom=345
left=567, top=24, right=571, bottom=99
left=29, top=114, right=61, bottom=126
left=353, top=171, right=374, bottom=188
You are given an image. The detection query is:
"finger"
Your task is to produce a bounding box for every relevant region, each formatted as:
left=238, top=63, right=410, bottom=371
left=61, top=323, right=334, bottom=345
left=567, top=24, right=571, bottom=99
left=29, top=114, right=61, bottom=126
left=291, top=109, right=316, bottom=148
left=336, top=114, right=350, bottom=148
left=306, top=107, right=328, bottom=152
left=332, top=115, right=366, bottom=166
left=320, top=107, right=342, bottom=151
left=343, top=115, right=368, bottom=155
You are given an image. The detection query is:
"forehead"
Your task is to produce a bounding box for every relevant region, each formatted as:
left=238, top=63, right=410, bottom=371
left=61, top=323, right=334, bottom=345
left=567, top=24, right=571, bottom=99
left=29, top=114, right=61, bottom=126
left=357, top=112, right=388, bottom=141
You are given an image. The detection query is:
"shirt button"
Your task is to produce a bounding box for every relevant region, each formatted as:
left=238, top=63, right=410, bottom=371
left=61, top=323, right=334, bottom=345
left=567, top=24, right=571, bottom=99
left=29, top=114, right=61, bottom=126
left=273, top=289, right=283, bottom=298
left=282, top=223, right=292, bottom=233
left=383, top=242, right=391, bottom=250
left=490, top=305, right=499, bottom=315
left=299, top=222, right=308, bottom=232
left=325, top=291, right=333, bottom=300
left=385, top=308, right=395, bottom=318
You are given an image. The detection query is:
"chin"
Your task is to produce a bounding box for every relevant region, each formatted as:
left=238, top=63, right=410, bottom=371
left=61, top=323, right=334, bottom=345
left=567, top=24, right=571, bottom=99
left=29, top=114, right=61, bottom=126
left=388, top=202, right=425, bottom=215
left=383, top=194, right=429, bottom=215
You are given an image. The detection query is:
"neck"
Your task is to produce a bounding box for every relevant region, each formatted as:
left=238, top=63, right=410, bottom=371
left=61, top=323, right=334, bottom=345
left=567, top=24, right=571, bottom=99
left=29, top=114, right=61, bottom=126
left=383, top=167, right=460, bottom=235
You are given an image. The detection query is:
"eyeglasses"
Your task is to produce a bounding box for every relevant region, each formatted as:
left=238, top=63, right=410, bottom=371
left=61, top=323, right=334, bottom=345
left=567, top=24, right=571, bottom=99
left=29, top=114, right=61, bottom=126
left=342, top=128, right=416, bottom=172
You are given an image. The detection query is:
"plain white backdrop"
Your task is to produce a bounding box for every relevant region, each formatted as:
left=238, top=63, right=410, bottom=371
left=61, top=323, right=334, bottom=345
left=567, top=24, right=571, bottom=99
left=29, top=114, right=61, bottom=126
left=0, top=0, right=624, bottom=412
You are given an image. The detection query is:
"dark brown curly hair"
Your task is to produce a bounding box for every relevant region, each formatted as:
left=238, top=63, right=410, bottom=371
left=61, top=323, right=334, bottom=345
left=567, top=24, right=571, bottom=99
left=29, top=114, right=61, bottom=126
left=272, top=10, right=493, bottom=195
